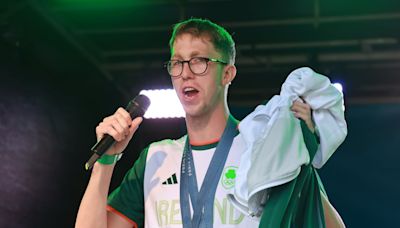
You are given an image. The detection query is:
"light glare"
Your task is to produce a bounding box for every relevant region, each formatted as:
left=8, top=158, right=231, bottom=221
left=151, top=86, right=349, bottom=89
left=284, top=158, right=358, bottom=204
left=333, top=83, right=343, bottom=93
left=139, top=89, right=185, bottom=119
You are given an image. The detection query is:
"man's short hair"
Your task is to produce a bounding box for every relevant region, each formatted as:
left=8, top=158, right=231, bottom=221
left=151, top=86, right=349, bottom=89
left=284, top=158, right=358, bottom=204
left=169, top=18, right=236, bottom=64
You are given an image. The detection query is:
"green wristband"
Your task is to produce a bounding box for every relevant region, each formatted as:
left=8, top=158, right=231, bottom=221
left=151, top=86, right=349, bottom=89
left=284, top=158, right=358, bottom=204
left=97, top=153, right=123, bottom=165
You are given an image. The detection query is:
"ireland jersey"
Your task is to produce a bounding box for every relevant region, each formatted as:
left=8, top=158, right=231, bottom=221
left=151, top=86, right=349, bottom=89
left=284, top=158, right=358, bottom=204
left=108, top=132, right=260, bottom=228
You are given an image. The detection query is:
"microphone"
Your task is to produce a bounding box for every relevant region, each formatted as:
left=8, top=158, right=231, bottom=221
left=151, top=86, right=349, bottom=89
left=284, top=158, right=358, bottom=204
left=85, top=94, right=151, bottom=170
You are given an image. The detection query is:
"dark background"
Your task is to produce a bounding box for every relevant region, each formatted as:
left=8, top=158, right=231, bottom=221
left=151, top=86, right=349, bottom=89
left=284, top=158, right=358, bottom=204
left=1, top=0, right=399, bottom=227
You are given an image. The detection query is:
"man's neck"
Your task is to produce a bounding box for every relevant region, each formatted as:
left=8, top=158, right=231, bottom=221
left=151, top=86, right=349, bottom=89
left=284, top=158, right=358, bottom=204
left=185, top=109, right=229, bottom=145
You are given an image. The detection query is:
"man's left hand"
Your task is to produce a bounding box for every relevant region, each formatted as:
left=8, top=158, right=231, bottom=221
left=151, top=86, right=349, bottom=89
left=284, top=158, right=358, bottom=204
left=291, top=98, right=315, bottom=133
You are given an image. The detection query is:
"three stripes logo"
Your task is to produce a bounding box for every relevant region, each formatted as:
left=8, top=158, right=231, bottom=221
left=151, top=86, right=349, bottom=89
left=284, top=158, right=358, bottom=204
left=162, top=173, right=178, bottom=185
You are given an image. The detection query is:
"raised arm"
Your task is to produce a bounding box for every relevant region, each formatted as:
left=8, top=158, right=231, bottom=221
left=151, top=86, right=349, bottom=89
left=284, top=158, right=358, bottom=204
left=75, top=108, right=142, bottom=228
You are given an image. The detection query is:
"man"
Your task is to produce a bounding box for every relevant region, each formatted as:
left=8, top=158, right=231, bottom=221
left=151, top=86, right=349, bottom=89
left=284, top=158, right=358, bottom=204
left=76, top=18, right=342, bottom=228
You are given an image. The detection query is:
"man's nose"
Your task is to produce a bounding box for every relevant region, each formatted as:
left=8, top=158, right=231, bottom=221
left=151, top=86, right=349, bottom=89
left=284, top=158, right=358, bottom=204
left=181, top=62, right=195, bottom=80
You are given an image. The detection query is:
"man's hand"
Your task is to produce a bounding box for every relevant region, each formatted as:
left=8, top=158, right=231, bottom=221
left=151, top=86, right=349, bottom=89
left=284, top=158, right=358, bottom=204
left=291, top=98, right=315, bottom=133
left=95, top=108, right=143, bottom=155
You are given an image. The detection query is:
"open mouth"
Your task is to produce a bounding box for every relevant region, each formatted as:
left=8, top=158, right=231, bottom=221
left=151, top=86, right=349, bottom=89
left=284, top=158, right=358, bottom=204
left=183, top=87, right=199, bottom=98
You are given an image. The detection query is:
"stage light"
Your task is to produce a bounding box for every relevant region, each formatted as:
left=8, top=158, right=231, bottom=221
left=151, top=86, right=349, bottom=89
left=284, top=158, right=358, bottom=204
left=139, top=89, right=185, bottom=119
left=333, top=83, right=343, bottom=93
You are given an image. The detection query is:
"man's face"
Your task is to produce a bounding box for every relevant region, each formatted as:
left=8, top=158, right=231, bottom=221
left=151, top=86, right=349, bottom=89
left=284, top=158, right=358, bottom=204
left=170, top=33, right=228, bottom=118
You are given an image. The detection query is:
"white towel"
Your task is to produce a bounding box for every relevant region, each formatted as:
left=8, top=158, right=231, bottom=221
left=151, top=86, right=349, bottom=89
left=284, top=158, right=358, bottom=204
left=228, top=67, right=347, bottom=216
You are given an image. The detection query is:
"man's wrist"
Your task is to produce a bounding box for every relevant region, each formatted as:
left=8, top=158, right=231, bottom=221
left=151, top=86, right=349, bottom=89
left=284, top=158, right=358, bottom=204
left=97, top=153, right=123, bottom=165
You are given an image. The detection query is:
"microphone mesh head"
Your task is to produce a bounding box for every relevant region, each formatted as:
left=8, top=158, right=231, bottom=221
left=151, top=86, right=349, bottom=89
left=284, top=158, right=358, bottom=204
left=126, top=94, right=151, bottom=118
left=134, top=94, right=151, bottom=111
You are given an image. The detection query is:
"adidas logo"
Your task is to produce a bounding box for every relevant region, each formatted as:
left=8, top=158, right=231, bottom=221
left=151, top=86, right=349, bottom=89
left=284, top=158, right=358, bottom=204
left=162, top=173, right=178, bottom=185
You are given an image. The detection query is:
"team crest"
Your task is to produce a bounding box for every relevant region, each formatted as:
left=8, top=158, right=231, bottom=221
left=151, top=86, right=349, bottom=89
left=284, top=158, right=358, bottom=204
left=221, top=166, right=238, bottom=189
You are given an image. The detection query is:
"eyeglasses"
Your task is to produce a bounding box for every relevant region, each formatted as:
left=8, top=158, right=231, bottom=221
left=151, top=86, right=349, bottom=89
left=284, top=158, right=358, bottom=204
left=165, top=57, right=228, bottom=78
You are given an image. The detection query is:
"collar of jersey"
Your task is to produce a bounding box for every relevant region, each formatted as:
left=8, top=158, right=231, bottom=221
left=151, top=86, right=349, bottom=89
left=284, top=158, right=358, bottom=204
left=190, top=129, right=239, bottom=151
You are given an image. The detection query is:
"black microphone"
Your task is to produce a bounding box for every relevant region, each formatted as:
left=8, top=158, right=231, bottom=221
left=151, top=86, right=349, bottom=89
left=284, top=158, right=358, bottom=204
left=85, top=94, right=151, bottom=170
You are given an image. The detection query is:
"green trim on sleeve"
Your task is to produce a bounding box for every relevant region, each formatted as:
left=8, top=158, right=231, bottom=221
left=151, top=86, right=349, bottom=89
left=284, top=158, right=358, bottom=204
left=107, top=146, right=149, bottom=228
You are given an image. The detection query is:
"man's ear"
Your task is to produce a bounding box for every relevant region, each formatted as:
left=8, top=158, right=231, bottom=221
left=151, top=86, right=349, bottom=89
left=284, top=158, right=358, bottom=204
left=222, top=64, right=237, bottom=86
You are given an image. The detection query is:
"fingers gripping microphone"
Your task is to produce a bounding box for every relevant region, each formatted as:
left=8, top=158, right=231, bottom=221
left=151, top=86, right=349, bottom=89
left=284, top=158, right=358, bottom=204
left=85, top=94, right=151, bottom=170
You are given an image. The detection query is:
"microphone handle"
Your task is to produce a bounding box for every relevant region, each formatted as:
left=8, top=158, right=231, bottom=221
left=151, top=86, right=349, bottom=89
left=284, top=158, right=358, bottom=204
left=85, top=100, right=146, bottom=170
left=85, top=135, right=115, bottom=170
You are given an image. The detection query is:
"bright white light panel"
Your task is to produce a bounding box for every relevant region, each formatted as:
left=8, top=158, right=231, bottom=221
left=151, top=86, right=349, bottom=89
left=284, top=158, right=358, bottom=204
left=140, top=89, right=185, bottom=119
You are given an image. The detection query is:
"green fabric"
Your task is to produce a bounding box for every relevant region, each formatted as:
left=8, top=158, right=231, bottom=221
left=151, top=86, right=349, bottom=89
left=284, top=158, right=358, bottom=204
left=191, top=141, right=219, bottom=150
left=97, top=153, right=122, bottom=165
left=258, top=120, right=326, bottom=228
left=107, top=147, right=149, bottom=228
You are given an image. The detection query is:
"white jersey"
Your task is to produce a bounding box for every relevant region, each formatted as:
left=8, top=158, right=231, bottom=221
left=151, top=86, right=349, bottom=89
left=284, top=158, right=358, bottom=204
left=144, top=135, right=260, bottom=227
left=108, top=132, right=260, bottom=228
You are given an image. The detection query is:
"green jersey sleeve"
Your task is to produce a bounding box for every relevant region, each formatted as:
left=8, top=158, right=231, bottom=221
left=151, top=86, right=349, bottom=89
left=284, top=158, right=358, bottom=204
left=258, top=120, right=326, bottom=228
left=107, top=146, right=149, bottom=228
left=300, top=120, right=319, bottom=159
